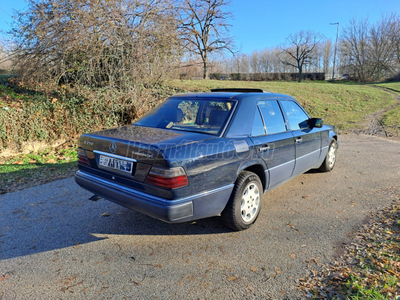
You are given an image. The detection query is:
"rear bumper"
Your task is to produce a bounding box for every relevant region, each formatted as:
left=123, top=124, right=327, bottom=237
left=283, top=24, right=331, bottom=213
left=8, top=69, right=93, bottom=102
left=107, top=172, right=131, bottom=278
left=75, top=170, right=234, bottom=223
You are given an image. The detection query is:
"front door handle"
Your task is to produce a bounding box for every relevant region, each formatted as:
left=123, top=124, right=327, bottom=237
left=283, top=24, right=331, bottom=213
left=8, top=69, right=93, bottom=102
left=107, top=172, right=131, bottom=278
left=295, top=137, right=302, bottom=144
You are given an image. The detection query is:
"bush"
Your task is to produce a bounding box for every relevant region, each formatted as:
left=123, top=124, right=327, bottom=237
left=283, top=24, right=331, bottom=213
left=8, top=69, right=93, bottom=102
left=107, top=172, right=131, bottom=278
left=387, top=73, right=400, bottom=82
left=0, top=82, right=182, bottom=153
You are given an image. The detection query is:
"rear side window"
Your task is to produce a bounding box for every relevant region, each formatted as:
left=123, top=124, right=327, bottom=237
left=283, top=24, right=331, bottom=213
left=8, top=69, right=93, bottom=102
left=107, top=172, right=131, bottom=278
left=251, top=108, right=265, bottom=136
left=258, top=100, right=287, bottom=135
left=280, top=101, right=309, bottom=130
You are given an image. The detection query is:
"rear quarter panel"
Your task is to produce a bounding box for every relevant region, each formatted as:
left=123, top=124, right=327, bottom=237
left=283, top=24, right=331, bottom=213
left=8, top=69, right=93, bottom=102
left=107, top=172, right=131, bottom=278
left=161, top=138, right=254, bottom=199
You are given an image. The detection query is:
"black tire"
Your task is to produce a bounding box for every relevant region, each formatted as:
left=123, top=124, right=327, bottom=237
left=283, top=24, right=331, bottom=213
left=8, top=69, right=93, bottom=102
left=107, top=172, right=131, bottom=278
left=221, top=171, right=263, bottom=231
left=319, top=139, right=337, bottom=172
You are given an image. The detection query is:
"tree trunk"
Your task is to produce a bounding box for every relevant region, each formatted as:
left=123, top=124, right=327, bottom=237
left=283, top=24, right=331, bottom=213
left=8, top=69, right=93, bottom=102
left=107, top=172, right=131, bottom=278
left=298, top=66, right=302, bottom=82
left=203, top=59, right=208, bottom=79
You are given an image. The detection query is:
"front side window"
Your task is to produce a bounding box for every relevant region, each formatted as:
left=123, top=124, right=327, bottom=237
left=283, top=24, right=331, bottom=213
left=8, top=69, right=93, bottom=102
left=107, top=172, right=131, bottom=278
left=280, top=101, right=309, bottom=131
left=258, top=100, right=287, bottom=135
left=135, top=98, right=235, bottom=135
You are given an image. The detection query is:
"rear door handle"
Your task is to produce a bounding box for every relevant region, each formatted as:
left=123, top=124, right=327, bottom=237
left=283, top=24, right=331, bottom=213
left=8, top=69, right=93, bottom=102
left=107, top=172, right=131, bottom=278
left=259, top=145, right=270, bottom=152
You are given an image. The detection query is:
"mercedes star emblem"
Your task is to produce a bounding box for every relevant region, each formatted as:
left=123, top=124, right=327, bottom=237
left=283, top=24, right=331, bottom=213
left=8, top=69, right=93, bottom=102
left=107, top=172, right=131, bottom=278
left=109, top=141, right=117, bottom=153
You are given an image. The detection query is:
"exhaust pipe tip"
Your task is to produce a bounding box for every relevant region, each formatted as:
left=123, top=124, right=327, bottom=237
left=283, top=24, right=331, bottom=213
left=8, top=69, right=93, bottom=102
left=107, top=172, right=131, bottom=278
left=89, top=194, right=102, bottom=201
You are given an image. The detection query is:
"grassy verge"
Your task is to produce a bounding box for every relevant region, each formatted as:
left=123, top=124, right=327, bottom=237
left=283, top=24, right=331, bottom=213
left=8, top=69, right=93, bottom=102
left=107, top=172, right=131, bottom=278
left=0, top=77, right=182, bottom=153
left=373, top=82, right=400, bottom=137
left=0, top=145, right=78, bottom=194
left=0, top=80, right=120, bottom=152
left=167, top=80, right=396, bottom=132
left=373, top=82, right=400, bottom=93
left=1, top=78, right=398, bottom=154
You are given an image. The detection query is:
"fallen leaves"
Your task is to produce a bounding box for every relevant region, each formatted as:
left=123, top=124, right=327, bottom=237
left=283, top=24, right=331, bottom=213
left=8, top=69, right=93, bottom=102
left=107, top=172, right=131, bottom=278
left=274, top=267, right=282, bottom=275
left=0, top=274, right=8, bottom=282
left=287, top=223, right=305, bottom=234
left=298, top=191, right=400, bottom=299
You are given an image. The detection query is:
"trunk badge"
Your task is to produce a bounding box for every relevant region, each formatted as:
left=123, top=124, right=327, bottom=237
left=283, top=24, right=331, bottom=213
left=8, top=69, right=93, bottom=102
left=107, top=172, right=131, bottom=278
left=109, top=142, right=117, bottom=153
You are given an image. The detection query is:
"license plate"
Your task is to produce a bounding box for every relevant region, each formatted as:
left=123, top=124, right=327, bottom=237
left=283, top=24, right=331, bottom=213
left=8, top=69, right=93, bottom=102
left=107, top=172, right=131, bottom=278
left=99, top=155, right=133, bottom=174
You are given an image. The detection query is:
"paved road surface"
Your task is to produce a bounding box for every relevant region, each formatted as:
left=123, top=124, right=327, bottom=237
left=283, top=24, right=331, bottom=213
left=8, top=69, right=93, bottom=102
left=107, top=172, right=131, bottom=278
left=1, top=134, right=399, bottom=299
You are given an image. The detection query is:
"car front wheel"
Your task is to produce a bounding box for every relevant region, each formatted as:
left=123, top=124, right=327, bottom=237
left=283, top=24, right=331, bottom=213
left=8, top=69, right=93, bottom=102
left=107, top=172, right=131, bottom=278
left=319, top=139, right=337, bottom=172
left=221, top=171, right=262, bottom=231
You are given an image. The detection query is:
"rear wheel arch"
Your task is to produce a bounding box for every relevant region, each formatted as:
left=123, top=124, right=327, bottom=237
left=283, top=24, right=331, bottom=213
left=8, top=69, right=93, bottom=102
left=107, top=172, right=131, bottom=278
left=241, top=164, right=267, bottom=192
left=222, top=170, right=263, bottom=230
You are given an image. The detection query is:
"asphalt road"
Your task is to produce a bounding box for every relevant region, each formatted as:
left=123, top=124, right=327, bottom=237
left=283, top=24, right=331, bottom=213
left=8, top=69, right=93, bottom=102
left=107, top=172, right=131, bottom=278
left=1, top=134, right=400, bottom=300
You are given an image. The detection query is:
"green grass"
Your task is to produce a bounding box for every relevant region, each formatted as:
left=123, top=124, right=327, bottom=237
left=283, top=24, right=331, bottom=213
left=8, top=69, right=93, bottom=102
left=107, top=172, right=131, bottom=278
left=167, top=80, right=397, bottom=131
left=345, top=275, right=391, bottom=300
left=373, top=82, right=400, bottom=93
left=381, top=107, right=400, bottom=136
left=372, top=82, right=400, bottom=137
left=0, top=146, right=78, bottom=193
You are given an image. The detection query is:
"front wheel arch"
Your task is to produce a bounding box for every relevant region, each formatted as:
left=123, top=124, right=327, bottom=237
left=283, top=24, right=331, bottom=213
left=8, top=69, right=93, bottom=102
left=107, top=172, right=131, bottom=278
left=319, top=138, right=337, bottom=172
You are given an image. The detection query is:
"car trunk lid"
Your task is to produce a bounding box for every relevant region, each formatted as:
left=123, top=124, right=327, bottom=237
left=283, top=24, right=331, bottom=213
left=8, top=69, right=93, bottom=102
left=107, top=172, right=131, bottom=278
left=77, top=125, right=216, bottom=184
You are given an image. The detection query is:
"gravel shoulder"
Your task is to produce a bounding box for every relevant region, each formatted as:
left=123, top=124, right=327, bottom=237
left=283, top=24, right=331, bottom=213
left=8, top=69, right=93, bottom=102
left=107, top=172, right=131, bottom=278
left=1, top=134, right=399, bottom=299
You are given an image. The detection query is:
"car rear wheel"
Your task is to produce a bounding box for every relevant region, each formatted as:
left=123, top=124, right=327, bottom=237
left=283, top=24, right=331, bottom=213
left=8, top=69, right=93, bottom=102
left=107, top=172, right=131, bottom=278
left=221, top=171, right=262, bottom=231
left=319, top=139, right=337, bottom=172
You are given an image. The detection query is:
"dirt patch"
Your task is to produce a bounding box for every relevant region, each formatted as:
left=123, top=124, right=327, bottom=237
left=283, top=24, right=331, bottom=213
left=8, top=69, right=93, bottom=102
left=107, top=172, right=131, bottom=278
left=349, top=86, right=400, bottom=139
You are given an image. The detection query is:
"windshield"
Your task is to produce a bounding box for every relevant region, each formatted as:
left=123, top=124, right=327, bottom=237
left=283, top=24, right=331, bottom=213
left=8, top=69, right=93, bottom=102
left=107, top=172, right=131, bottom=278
left=135, top=98, right=236, bottom=135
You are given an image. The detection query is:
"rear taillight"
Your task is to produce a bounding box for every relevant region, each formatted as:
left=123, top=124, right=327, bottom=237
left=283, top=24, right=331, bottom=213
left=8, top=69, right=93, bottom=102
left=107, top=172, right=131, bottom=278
left=77, top=148, right=90, bottom=166
left=145, top=166, right=188, bottom=189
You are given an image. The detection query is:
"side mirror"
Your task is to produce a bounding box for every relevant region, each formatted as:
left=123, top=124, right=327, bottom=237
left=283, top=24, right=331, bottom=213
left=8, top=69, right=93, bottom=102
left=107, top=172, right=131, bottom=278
left=309, top=118, right=323, bottom=128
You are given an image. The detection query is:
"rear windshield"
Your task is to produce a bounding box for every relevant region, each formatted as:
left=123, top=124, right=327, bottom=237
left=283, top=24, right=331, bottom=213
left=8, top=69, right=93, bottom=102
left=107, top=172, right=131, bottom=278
left=135, top=98, right=236, bottom=135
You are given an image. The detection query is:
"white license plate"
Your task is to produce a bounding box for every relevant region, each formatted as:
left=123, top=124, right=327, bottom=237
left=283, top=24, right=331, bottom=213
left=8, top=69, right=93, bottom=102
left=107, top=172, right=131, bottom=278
left=99, top=155, right=133, bottom=174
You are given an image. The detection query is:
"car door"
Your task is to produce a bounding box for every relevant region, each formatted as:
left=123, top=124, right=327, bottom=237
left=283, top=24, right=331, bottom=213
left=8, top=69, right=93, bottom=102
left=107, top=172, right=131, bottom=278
left=250, top=100, right=296, bottom=190
left=279, top=100, right=321, bottom=177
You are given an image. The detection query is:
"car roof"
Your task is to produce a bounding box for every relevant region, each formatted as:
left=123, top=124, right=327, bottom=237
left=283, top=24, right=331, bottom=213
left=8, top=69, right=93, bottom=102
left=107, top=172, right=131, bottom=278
left=171, top=89, right=295, bottom=101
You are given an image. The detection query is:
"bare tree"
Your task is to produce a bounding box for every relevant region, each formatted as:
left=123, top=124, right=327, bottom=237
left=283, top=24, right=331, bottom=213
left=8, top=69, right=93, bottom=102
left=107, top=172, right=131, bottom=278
left=341, top=17, right=372, bottom=81
left=0, top=40, right=14, bottom=71
left=239, top=54, right=250, bottom=74
left=269, top=48, right=286, bottom=73
left=259, top=49, right=270, bottom=73
left=321, top=39, right=332, bottom=75
left=280, top=30, right=324, bottom=82
left=391, top=16, right=400, bottom=69
left=340, top=15, right=400, bottom=81
left=179, top=0, right=233, bottom=79
left=250, top=50, right=260, bottom=73
left=369, top=14, right=397, bottom=79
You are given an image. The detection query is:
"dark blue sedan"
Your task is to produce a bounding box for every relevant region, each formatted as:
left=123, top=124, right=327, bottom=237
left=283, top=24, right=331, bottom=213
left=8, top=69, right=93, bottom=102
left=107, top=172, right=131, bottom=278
left=75, top=88, right=338, bottom=230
